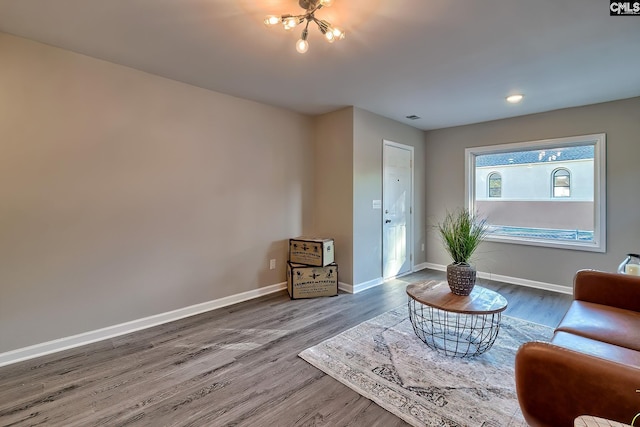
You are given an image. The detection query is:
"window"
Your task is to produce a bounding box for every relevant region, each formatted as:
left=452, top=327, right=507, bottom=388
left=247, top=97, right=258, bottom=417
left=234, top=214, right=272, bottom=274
left=552, top=168, right=571, bottom=198
left=465, top=133, right=606, bottom=252
left=488, top=172, right=502, bottom=197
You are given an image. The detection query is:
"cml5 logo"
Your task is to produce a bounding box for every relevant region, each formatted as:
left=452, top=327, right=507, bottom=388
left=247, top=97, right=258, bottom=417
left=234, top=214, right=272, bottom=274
left=610, top=1, right=640, bottom=15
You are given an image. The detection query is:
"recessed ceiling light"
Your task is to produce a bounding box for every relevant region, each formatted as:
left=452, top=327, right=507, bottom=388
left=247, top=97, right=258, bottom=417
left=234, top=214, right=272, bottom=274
left=506, top=94, right=524, bottom=104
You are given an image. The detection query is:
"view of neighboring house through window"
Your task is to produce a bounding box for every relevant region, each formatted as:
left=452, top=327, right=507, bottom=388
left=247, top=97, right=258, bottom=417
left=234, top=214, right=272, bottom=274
left=465, top=133, right=606, bottom=252
left=552, top=168, right=571, bottom=197
left=488, top=172, right=502, bottom=197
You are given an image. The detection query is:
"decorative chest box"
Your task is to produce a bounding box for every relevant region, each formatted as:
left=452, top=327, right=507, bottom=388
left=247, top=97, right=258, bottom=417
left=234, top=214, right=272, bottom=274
left=287, top=262, right=338, bottom=299
left=289, top=237, right=334, bottom=267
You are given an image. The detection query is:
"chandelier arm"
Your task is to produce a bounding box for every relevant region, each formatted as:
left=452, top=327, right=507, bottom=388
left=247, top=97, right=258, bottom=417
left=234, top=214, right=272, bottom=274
left=267, top=0, right=342, bottom=52
left=312, top=17, right=329, bottom=33
left=299, top=0, right=323, bottom=14
left=282, top=13, right=307, bottom=20
left=309, top=4, right=323, bottom=14
left=299, top=19, right=310, bottom=44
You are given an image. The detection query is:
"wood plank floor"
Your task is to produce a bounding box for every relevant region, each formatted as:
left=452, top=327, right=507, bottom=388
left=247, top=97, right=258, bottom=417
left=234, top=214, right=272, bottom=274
left=0, top=269, right=573, bottom=427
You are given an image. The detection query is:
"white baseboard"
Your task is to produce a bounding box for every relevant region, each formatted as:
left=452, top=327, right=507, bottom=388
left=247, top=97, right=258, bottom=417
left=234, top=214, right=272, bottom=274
left=337, top=263, right=431, bottom=295
left=2, top=264, right=571, bottom=368
left=422, top=263, right=572, bottom=295
left=349, top=269, right=425, bottom=294
left=0, top=282, right=287, bottom=368
left=422, top=262, right=447, bottom=272
left=413, top=262, right=429, bottom=272
left=338, top=277, right=385, bottom=294
left=338, top=281, right=353, bottom=293
left=353, top=277, right=384, bottom=293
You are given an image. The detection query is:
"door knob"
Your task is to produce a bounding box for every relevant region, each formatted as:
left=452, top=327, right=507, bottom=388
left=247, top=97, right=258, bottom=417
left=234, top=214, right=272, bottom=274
left=385, top=219, right=391, bottom=223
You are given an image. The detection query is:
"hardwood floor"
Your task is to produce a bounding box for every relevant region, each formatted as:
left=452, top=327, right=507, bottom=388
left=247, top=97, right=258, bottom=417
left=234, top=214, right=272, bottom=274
left=0, top=269, right=573, bottom=427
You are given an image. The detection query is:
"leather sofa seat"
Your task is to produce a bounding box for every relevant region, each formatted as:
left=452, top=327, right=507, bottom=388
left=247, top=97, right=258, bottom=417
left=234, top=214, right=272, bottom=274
left=552, top=331, right=640, bottom=366
left=515, top=270, right=640, bottom=427
left=555, top=300, right=640, bottom=351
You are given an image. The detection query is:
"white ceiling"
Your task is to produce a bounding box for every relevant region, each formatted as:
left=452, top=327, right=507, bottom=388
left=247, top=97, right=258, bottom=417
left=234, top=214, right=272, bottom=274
left=0, top=0, right=639, bottom=130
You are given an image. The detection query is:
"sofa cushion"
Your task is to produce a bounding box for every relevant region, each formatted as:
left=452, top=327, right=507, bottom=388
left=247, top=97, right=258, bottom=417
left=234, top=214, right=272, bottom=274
left=556, top=300, right=640, bottom=351
left=551, top=331, right=640, bottom=366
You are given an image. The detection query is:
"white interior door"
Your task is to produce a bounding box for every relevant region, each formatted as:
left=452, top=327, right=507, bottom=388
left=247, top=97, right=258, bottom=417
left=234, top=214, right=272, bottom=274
left=383, top=141, right=413, bottom=279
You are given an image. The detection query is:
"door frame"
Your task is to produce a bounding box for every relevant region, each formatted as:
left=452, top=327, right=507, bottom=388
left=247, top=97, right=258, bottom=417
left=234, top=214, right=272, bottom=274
left=382, top=139, right=414, bottom=279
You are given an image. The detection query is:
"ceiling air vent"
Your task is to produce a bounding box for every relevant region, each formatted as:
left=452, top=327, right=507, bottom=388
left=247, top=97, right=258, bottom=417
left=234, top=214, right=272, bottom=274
left=405, top=115, right=421, bottom=120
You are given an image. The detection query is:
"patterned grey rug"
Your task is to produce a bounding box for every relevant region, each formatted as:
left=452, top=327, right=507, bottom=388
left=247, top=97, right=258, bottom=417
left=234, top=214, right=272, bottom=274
left=299, top=307, right=553, bottom=427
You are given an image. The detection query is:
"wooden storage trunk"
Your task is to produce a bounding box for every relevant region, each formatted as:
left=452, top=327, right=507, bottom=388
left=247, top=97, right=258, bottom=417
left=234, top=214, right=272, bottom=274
left=289, top=237, right=334, bottom=267
left=287, top=262, right=338, bottom=299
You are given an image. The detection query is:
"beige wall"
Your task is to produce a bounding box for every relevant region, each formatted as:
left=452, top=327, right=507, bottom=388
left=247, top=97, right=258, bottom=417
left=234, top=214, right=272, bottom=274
left=353, top=108, right=426, bottom=285
left=9, top=27, right=634, bottom=354
left=425, top=97, right=640, bottom=289
left=0, top=33, right=313, bottom=353
left=311, top=108, right=427, bottom=288
left=312, top=108, right=354, bottom=285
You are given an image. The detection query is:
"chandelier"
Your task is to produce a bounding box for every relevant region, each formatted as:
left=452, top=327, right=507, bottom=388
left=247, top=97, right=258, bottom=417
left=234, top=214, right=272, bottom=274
left=264, top=0, right=345, bottom=54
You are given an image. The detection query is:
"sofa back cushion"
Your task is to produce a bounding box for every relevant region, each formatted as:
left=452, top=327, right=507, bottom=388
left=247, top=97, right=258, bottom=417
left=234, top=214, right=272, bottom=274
left=574, top=270, right=640, bottom=312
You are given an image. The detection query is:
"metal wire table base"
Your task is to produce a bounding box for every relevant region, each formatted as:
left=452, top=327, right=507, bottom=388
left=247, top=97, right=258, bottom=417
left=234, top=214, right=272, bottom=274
left=407, top=297, right=502, bottom=357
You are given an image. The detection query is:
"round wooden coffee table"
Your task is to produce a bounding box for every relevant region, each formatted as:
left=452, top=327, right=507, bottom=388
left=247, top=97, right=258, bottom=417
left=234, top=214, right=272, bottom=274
left=406, top=280, right=508, bottom=357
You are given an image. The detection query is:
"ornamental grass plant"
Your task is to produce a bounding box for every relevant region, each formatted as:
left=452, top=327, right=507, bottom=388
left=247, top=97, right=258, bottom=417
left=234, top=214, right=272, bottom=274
left=438, top=208, right=488, bottom=265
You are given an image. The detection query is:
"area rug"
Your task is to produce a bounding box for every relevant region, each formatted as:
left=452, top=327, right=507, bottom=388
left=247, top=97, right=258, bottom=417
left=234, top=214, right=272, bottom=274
left=298, top=307, right=553, bottom=427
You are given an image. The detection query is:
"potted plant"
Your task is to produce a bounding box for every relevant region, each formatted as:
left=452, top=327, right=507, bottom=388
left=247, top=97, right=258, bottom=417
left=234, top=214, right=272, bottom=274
left=437, top=208, right=489, bottom=296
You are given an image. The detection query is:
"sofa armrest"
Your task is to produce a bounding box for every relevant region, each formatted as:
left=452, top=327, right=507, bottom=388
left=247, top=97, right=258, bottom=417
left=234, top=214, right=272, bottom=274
left=574, top=269, right=640, bottom=312
left=515, top=341, right=640, bottom=427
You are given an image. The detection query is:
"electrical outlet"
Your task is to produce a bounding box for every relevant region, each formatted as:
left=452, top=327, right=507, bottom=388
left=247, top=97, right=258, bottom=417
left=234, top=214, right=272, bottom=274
left=269, top=259, right=276, bottom=270
left=421, top=243, right=425, bottom=251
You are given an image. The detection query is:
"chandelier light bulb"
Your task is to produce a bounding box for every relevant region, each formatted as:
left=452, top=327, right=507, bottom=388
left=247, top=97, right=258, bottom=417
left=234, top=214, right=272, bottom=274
left=332, top=27, right=345, bottom=40
left=283, top=16, right=299, bottom=30
left=325, top=30, right=335, bottom=42
left=296, top=38, right=309, bottom=53
left=264, top=15, right=280, bottom=27
left=265, top=0, right=344, bottom=53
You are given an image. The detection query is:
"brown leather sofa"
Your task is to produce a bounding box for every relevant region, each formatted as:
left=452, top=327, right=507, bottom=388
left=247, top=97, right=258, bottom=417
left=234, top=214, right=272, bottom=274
left=515, top=269, right=640, bottom=427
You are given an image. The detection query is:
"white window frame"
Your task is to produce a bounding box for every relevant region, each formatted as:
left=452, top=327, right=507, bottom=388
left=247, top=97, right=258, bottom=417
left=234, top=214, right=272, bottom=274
left=465, top=133, right=606, bottom=253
